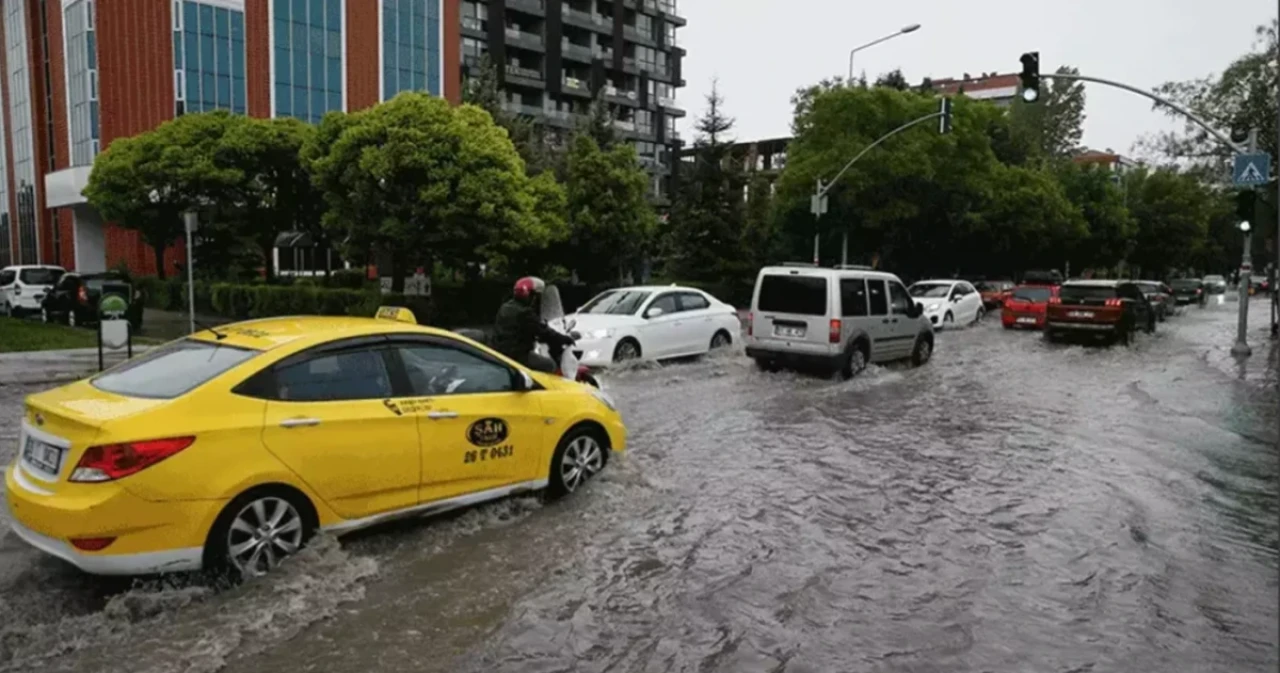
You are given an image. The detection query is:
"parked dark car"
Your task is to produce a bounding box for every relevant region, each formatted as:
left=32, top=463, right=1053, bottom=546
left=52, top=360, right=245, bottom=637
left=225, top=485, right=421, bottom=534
left=1135, top=281, right=1174, bottom=321
left=40, top=271, right=143, bottom=330
left=1169, top=278, right=1206, bottom=307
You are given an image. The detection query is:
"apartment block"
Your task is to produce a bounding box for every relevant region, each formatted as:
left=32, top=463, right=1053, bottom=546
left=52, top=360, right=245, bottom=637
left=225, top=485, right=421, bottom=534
left=0, top=0, right=461, bottom=275
left=460, top=0, right=686, bottom=202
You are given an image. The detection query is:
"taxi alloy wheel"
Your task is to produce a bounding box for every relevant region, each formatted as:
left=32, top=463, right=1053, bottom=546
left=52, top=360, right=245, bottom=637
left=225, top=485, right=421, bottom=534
left=551, top=429, right=606, bottom=496
left=225, top=496, right=306, bottom=577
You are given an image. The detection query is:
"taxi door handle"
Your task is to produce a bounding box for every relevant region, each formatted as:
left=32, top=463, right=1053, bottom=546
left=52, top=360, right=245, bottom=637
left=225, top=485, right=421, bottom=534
left=427, top=411, right=458, bottom=420
left=280, top=417, right=320, bottom=428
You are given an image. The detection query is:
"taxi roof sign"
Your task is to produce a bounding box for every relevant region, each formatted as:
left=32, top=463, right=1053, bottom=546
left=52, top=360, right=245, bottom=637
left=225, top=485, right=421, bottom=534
left=375, top=306, right=418, bottom=324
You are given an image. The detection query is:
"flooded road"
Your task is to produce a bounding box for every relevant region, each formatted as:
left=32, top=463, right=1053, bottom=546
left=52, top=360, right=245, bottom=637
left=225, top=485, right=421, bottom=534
left=2, top=301, right=1277, bottom=672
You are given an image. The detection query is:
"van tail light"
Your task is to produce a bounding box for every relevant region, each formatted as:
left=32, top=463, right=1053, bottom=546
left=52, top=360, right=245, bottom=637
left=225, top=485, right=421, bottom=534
left=1104, top=298, right=1122, bottom=307
left=77, top=285, right=88, bottom=304
left=70, top=537, right=116, bottom=551
left=829, top=319, right=842, bottom=344
left=747, top=312, right=753, bottom=337
left=69, top=436, right=195, bottom=483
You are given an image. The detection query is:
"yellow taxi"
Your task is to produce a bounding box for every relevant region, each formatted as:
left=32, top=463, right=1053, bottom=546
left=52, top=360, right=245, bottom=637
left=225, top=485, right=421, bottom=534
left=5, top=307, right=626, bottom=577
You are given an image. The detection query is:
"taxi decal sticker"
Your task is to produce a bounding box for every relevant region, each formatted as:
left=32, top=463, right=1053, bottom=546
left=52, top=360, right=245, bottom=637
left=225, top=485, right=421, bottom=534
left=383, top=398, right=433, bottom=416
left=467, top=418, right=508, bottom=446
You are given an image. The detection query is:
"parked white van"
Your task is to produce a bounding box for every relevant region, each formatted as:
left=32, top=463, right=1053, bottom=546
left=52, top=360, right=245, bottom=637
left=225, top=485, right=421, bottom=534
left=0, top=265, right=65, bottom=318
left=745, top=264, right=935, bottom=378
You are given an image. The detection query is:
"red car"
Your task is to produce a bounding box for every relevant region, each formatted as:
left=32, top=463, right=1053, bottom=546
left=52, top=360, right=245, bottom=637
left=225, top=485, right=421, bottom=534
left=978, top=280, right=1014, bottom=308
left=1002, top=284, right=1059, bottom=329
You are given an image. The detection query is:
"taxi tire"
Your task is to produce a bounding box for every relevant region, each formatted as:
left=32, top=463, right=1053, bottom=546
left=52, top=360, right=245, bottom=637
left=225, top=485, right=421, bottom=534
left=547, top=425, right=609, bottom=498
left=203, top=485, right=318, bottom=580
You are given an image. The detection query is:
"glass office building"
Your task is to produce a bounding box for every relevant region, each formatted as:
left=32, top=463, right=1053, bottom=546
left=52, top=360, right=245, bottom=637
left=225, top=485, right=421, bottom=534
left=174, top=0, right=248, bottom=116
left=272, top=0, right=343, bottom=123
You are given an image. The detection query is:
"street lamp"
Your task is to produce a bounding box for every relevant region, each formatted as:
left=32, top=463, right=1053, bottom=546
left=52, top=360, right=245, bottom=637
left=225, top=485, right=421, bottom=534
left=847, top=23, right=922, bottom=82
left=1231, top=219, right=1252, bottom=356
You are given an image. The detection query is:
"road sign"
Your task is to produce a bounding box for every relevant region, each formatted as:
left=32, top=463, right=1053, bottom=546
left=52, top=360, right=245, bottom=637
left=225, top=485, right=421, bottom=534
left=810, top=193, right=828, bottom=216
left=1233, top=152, right=1271, bottom=186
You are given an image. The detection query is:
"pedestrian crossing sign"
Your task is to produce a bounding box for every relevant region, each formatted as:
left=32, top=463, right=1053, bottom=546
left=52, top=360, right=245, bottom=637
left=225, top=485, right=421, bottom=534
left=1233, top=152, right=1271, bottom=186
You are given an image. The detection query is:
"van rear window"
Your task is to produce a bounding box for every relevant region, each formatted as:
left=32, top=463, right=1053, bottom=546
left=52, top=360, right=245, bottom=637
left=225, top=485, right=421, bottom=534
left=758, top=275, right=827, bottom=316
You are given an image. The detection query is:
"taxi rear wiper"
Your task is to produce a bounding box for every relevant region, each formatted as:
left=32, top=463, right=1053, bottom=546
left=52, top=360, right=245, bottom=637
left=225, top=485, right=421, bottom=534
left=196, top=320, right=228, bottom=340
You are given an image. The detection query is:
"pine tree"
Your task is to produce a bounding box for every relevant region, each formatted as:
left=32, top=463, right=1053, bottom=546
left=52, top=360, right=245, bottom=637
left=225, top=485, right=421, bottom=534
left=577, top=89, right=618, bottom=151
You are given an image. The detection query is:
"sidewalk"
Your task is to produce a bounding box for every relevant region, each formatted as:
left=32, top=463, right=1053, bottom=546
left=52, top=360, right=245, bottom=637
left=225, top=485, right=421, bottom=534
left=0, top=348, right=134, bottom=386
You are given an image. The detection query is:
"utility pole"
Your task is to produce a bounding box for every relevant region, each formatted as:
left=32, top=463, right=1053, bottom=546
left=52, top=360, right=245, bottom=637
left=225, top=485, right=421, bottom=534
left=810, top=180, right=827, bottom=265
left=1232, top=129, right=1259, bottom=357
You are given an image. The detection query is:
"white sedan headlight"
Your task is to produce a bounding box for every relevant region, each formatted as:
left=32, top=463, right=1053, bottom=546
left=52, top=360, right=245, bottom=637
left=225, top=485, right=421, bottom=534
left=587, top=328, right=615, bottom=340
left=925, top=302, right=942, bottom=312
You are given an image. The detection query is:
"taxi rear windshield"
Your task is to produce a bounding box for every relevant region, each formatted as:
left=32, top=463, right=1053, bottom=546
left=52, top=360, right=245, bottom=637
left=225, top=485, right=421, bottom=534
left=1059, top=285, right=1116, bottom=302
left=758, top=275, right=827, bottom=315
left=92, top=339, right=260, bottom=399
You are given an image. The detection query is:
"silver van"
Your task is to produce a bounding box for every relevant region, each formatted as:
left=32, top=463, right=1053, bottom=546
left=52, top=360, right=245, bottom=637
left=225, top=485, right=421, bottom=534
left=744, top=264, right=935, bottom=378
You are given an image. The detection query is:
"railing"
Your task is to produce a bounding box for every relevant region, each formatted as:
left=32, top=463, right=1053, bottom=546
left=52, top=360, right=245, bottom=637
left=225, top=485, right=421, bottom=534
left=505, top=27, right=544, bottom=47
left=613, top=119, right=637, bottom=132
left=657, top=95, right=678, bottom=108
left=593, top=47, right=614, bottom=59
left=561, top=40, right=593, bottom=60
left=562, top=76, right=588, bottom=91
left=508, top=0, right=545, bottom=12
left=623, top=25, right=653, bottom=41
left=503, top=101, right=546, bottom=117
left=462, top=17, right=484, bottom=31
left=561, top=5, right=606, bottom=27
left=506, top=64, right=544, bottom=80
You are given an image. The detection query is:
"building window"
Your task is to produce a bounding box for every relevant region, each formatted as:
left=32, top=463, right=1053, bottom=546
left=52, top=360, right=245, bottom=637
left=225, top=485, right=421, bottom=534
left=7, top=0, right=37, bottom=264
left=664, top=20, right=675, bottom=45
left=64, top=0, right=98, bottom=168
left=272, top=0, right=344, bottom=124
left=634, top=13, right=653, bottom=39
left=635, top=109, right=653, bottom=136
left=174, top=1, right=248, bottom=116
left=461, top=0, right=486, bottom=30
left=382, top=0, right=441, bottom=101
left=461, top=36, right=486, bottom=66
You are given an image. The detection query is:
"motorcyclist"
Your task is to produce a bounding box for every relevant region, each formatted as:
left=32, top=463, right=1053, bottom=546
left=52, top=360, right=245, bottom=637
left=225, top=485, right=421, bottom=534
left=492, top=276, right=576, bottom=374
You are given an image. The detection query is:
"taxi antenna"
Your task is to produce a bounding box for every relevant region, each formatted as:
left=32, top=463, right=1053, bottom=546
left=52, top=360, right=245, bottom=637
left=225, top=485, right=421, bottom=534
left=196, top=319, right=227, bottom=340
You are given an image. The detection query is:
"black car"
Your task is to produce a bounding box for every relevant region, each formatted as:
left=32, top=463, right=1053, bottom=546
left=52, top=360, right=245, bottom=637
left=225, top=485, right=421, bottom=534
left=1169, top=278, right=1206, bottom=307
left=40, top=271, right=143, bottom=330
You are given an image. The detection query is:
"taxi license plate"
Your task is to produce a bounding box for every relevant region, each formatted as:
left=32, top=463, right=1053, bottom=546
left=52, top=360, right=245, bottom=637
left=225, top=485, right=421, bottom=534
left=1067, top=311, right=1094, bottom=318
left=1017, top=317, right=1037, bottom=324
left=774, top=326, right=805, bottom=338
left=22, top=436, right=63, bottom=475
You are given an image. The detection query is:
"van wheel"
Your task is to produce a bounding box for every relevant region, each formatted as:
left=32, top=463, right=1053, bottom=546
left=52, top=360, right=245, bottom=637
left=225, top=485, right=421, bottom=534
left=911, top=336, right=933, bottom=366
left=839, top=343, right=868, bottom=380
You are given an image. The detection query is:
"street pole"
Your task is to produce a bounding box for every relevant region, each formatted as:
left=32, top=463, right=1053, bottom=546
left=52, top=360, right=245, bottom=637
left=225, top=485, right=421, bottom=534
left=811, top=179, right=826, bottom=265
left=1275, top=0, right=1280, bottom=338
left=847, top=24, right=921, bottom=83
left=1232, top=129, right=1259, bottom=357
left=183, top=211, right=198, bottom=335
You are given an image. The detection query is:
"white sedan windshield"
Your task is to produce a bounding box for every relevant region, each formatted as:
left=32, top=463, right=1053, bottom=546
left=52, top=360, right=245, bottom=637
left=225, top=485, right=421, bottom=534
left=909, top=283, right=952, bottom=298
left=580, top=290, right=651, bottom=315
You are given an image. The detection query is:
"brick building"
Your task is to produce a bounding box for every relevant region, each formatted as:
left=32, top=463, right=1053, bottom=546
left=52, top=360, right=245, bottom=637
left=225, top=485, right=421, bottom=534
left=928, top=71, right=1019, bottom=107
left=0, top=0, right=461, bottom=275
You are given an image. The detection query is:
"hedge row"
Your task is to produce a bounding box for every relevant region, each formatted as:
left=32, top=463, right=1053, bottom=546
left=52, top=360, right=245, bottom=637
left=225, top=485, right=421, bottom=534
left=129, top=275, right=751, bottom=328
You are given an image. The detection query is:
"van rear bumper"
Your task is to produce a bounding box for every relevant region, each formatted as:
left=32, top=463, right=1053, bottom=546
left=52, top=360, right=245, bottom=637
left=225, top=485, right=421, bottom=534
left=746, top=346, right=843, bottom=370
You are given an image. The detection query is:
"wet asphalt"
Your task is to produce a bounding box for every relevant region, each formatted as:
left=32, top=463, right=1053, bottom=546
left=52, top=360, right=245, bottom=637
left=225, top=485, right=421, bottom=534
left=0, top=299, right=1276, bottom=673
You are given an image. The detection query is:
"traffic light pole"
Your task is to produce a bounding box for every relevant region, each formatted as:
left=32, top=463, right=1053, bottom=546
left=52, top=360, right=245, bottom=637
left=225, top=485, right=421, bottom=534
left=814, top=109, right=946, bottom=266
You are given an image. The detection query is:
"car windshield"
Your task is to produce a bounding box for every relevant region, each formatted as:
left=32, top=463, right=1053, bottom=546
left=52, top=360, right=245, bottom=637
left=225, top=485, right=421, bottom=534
left=909, top=283, right=952, bottom=298
left=1011, top=287, right=1052, bottom=302
left=758, top=275, right=827, bottom=315
left=19, top=268, right=62, bottom=286
left=92, top=339, right=260, bottom=399
left=1059, top=285, right=1117, bottom=302
left=579, top=290, right=651, bottom=315
left=1136, top=283, right=1162, bottom=293
left=1170, top=279, right=1201, bottom=289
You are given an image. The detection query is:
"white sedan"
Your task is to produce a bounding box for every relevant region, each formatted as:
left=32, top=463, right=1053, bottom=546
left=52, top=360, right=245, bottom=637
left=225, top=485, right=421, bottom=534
left=908, top=279, right=985, bottom=329
left=562, top=285, right=742, bottom=367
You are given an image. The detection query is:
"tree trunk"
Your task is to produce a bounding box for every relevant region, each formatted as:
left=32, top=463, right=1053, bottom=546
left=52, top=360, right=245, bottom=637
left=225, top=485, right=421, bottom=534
left=153, top=244, right=167, bottom=280
left=389, top=254, right=405, bottom=293
left=260, top=239, right=275, bottom=281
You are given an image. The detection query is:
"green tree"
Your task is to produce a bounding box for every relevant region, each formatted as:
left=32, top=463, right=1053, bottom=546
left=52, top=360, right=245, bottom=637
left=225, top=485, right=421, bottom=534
left=1125, top=168, right=1214, bottom=277
left=1052, top=162, right=1136, bottom=272
left=874, top=69, right=909, bottom=91
left=1008, top=65, right=1087, bottom=160
left=564, top=134, right=654, bottom=283
left=85, top=111, right=243, bottom=279
left=463, top=54, right=566, bottom=177
left=1144, top=20, right=1277, bottom=174
left=665, top=83, right=748, bottom=281
left=307, top=92, right=566, bottom=291
left=741, top=174, right=781, bottom=272
left=214, top=116, right=320, bottom=279
left=578, top=89, right=618, bottom=151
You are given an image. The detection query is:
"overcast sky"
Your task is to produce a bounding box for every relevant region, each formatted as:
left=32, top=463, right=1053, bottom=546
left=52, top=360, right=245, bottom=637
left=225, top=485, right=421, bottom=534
left=676, top=0, right=1276, bottom=155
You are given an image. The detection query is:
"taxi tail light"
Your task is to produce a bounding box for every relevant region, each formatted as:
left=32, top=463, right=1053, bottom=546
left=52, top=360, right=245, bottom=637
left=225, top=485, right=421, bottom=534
left=70, top=537, right=116, bottom=551
left=747, top=312, right=753, bottom=337
left=829, top=319, right=841, bottom=344
left=69, top=436, right=195, bottom=483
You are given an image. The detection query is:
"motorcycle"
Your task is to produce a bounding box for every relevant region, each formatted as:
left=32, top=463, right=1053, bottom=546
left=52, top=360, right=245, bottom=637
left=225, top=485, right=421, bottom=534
left=539, top=284, right=602, bottom=389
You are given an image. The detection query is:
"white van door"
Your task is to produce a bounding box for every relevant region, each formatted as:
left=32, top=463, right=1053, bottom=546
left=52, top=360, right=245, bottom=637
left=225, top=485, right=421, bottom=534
left=752, top=271, right=835, bottom=355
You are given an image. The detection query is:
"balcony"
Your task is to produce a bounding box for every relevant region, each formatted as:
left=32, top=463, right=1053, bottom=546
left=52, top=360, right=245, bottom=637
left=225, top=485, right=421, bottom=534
left=462, top=16, right=485, bottom=35
left=561, top=4, right=609, bottom=31
left=622, top=25, right=655, bottom=44
left=546, top=108, right=578, bottom=128
left=613, top=118, right=637, bottom=132
left=561, top=39, right=594, bottom=63
left=504, top=101, right=546, bottom=118
left=505, top=27, right=545, bottom=51
left=508, top=0, right=545, bottom=15
left=622, top=57, right=638, bottom=74
left=505, top=64, right=546, bottom=87
left=593, top=46, right=614, bottom=60
left=604, top=85, right=638, bottom=106
left=561, top=75, right=591, bottom=97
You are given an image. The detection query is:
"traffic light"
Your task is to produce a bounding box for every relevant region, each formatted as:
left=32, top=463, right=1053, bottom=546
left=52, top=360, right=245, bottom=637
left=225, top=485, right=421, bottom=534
left=1019, top=52, right=1040, bottom=103
left=1237, top=189, right=1257, bottom=221
left=939, top=97, right=953, bottom=134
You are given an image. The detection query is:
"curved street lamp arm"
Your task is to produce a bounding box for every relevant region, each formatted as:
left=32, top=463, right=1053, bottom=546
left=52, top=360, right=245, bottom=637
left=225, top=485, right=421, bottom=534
left=820, top=111, right=943, bottom=196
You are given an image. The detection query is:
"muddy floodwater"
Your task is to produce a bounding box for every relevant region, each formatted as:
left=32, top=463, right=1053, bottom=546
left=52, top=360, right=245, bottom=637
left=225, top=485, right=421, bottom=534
left=1, top=301, right=1277, bottom=673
